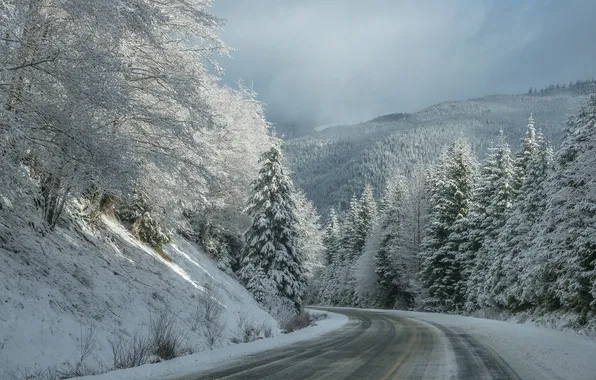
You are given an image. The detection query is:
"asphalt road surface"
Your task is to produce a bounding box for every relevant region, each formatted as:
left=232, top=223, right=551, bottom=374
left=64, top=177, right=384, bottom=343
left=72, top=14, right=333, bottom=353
left=181, top=307, right=523, bottom=380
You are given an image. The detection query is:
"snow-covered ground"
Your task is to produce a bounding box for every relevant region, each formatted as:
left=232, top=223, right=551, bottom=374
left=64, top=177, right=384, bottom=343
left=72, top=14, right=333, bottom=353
left=0, top=215, right=278, bottom=379
left=74, top=310, right=348, bottom=380
left=392, top=310, right=596, bottom=380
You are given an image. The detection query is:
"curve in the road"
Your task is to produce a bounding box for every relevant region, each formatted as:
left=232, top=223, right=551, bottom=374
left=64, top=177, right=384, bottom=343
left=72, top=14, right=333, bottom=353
left=181, top=308, right=522, bottom=380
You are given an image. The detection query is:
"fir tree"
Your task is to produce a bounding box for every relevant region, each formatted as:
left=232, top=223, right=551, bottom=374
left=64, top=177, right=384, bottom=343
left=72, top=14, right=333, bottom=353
left=374, top=176, right=408, bottom=308
left=513, top=113, right=539, bottom=191
left=492, top=129, right=552, bottom=310
left=464, top=132, right=516, bottom=310
left=319, top=208, right=342, bottom=304
left=239, top=144, right=306, bottom=312
left=419, top=140, right=477, bottom=311
left=322, top=208, right=341, bottom=265
left=530, top=92, right=596, bottom=315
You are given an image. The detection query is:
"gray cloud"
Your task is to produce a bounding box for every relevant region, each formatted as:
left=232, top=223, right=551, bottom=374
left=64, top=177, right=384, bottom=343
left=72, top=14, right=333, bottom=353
left=211, top=0, right=596, bottom=128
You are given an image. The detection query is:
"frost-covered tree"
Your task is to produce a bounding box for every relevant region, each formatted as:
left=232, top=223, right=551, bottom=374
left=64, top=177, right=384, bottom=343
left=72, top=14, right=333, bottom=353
left=463, top=132, right=515, bottom=310
left=322, top=208, right=341, bottom=265
left=419, top=140, right=477, bottom=311
left=239, top=145, right=306, bottom=312
left=293, top=190, right=325, bottom=278
left=333, top=185, right=378, bottom=306
left=491, top=128, right=552, bottom=310
left=355, top=221, right=382, bottom=308
left=529, top=92, right=596, bottom=315
left=513, top=114, right=539, bottom=191
left=0, top=0, right=273, bottom=239
left=315, top=209, right=341, bottom=304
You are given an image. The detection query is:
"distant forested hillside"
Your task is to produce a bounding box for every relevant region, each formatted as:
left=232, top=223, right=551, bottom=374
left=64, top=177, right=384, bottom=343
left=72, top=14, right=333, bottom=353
left=284, top=80, right=594, bottom=213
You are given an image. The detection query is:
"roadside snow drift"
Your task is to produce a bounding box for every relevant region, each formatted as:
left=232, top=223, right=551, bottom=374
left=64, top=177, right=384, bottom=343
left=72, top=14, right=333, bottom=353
left=393, top=310, right=596, bottom=380
left=0, top=215, right=277, bottom=379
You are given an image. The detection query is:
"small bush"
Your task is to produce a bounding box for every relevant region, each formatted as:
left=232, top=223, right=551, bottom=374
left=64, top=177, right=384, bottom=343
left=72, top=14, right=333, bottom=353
left=148, top=309, right=184, bottom=361
left=280, top=311, right=326, bottom=333
left=261, top=322, right=273, bottom=338
left=56, top=362, right=101, bottom=379
left=231, top=311, right=263, bottom=343
left=188, top=282, right=226, bottom=349
left=116, top=190, right=172, bottom=248
left=108, top=331, right=150, bottom=370
left=280, top=312, right=311, bottom=333
left=16, top=367, right=57, bottom=380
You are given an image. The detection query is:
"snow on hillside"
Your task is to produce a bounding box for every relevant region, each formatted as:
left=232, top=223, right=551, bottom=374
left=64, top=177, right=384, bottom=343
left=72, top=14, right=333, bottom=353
left=0, top=215, right=277, bottom=379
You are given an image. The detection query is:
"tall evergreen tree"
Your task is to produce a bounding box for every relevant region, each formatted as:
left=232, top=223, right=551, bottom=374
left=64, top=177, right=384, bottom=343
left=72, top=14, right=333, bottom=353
left=530, top=92, right=596, bottom=315
left=319, top=208, right=342, bottom=304
left=337, top=186, right=378, bottom=306
left=419, top=140, right=477, bottom=311
left=322, top=208, right=341, bottom=265
left=464, top=132, right=516, bottom=310
left=491, top=129, right=552, bottom=310
left=513, top=113, right=539, bottom=191
left=374, top=176, right=408, bottom=308
left=239, top=145, right=306, bottom=312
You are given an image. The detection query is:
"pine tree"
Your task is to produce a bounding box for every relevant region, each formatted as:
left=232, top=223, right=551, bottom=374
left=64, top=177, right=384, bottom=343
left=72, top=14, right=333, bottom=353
left=239, top=144, right=306, bottom=312
left=338, top=186, right=378, bottom=306
left=530, top=92, right=596, bottom=315
left=374, top=176, right=408, bottom=308
left=464, top=132, right=516, bottom=310
left=351, top=184, right=378, bottom=305
left=513, top=114, right=539, bottom=191
left=492, top=128, right=552, bottom=310
left=419, top=140, right=477, bottom=311
left=341, top=195, right=362, bottom=260
left=357, top=184, right=378, bottom=249
left=322, top=208, right=341, bottom=265
left=335, top=195, right=361, bottom=305
left=319, top=208, right=342, bottom=304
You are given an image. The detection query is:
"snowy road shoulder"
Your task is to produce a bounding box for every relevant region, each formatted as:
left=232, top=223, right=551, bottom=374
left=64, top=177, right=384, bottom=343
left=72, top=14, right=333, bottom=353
left=391, top=310, right=596, bottom=380
left=75, top=310, right=348, bottom=380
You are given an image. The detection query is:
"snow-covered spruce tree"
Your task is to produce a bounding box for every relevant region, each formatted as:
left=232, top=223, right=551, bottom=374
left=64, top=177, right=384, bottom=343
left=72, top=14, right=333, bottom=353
left=239, top=144, right=307, bottom=312
left=528, top=92, right=596, bottom=317
left=374, top=176, right=409, bottom=308
left=322, top=208, right=341, bottom=265
left=491, top=128, right=552, bottom=311
left=293, top=190, right=325, bottom=278
left=350, top=185, right=378, bottom=306
left=318, top=208, right=342, bottom=304
left=355, top=221, right=382, bottom=308
left=335, top=195, right=361, bottom=305
left=463, top=132, right=515, bottom=310
left=513, top=114, right=539, bottom=191
left=419, top=140, right=477, bottom=312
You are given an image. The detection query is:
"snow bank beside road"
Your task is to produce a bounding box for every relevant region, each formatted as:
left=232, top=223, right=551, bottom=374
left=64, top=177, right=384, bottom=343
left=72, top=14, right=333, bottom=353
left=393, top=310, right=596, bottom=380
left=76, top=310, right=348, bottom=380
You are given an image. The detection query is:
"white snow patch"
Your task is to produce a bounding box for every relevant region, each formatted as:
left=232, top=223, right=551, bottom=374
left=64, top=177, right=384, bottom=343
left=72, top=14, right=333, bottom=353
left=392, top=310, right=596, bottom=380
left=74, top=310, right=348, bottom=380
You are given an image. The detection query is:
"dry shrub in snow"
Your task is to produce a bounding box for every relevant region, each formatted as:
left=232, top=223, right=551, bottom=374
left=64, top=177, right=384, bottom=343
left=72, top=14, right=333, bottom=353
left=108, top=330, right=150, bottom=370
left=148, top=308, right=185, bottom=361
left=189, top=282, right=226, bottom=349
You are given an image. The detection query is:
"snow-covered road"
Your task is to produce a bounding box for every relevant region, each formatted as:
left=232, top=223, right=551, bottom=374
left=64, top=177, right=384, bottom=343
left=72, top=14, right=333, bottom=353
left=76, top=307, right=596, bottom=380
left=174, top=307, right=595, bottom=380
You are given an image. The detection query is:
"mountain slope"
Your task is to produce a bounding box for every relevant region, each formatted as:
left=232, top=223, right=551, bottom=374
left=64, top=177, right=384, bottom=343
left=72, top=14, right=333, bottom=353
left=0, top=212, right=277, bottom=379
left=284, top=83, right=593, bottom=212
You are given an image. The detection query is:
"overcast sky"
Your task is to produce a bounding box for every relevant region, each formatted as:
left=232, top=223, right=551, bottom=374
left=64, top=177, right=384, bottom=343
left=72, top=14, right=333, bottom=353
left=211, top=0, right=596, bottom=128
